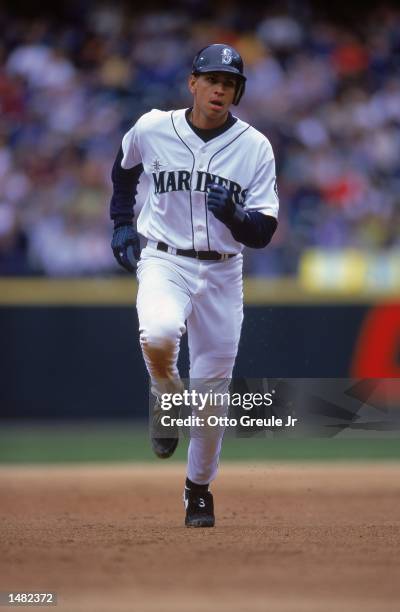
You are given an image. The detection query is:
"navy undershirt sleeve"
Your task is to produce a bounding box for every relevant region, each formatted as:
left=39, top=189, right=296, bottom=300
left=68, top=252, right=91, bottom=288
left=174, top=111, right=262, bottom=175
left=110, top=146, right=143, bottom=226
left=226, top=211, right=278, bottom=248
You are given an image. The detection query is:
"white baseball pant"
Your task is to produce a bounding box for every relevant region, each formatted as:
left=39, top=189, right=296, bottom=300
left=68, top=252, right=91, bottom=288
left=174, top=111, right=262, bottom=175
left=136, top=245, right=243, bottom=484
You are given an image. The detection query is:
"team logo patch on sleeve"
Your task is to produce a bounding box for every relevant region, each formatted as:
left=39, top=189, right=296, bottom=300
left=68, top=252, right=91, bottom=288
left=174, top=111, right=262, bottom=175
left=222, top=48, right=233, bottom=64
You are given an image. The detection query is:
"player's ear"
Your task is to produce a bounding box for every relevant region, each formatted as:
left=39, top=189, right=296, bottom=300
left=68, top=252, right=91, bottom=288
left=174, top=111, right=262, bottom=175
left=188, top=74, right=197, bottom=95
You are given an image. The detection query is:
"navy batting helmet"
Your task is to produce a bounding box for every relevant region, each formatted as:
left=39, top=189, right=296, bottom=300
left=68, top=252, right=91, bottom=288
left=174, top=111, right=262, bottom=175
left=191, top=44, right=246, bottom=105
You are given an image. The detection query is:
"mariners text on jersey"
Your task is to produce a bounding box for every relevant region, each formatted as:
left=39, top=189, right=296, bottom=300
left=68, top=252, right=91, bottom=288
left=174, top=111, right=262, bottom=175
left=152, top=169, right=247, bottom=205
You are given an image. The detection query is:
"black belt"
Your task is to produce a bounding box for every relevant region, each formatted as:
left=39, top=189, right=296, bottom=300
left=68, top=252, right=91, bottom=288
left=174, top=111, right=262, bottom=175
left=155, top=241, right=236, bottom=261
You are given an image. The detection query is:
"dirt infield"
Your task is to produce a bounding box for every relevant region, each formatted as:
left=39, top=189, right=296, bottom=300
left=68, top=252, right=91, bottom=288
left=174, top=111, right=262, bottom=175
left=1, top=463, right=400, bottom=612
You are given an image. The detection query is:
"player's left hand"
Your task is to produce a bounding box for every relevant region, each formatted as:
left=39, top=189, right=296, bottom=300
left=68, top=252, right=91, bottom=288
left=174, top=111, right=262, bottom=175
left=206, top=184, right=236, bottom=224
left=111, top=224, right=141, bottom=272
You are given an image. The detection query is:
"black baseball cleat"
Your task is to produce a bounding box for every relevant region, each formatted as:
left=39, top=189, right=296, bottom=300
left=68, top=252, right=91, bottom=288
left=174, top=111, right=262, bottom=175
left=151, top=436, right=178, bottom=459
left=184, top=487, right=215, bottom=528
left=150, top=398, right=179, bottom=459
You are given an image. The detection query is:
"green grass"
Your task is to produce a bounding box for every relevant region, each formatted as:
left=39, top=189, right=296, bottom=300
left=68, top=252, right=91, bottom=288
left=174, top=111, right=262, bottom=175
left=0, top=422, right=400, bottom=463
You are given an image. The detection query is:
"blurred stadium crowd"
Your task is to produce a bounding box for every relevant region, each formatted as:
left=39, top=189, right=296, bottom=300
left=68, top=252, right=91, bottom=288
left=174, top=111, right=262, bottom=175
left=0, top=2, right=399, bottom=276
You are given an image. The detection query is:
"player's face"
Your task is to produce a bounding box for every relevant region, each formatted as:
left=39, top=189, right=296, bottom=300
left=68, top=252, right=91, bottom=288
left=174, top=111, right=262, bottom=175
left=188, top=72, right=237, bottom=128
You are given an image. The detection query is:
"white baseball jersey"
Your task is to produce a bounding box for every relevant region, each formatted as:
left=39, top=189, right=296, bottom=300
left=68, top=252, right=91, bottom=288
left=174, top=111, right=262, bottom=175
left=121, top=108, right=279, bottom=253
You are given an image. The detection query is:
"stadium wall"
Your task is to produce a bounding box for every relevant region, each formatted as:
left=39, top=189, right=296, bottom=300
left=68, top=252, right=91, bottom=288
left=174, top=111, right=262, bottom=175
left=1, top=279, right=398, bottom=419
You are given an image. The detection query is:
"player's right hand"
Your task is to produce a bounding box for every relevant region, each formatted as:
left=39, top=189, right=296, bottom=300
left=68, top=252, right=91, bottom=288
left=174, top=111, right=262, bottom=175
left=111, top=224, right=141, bottom=272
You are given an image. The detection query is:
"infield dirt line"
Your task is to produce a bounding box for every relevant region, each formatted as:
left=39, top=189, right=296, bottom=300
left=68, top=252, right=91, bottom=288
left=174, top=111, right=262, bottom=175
left=1, top=462, right=400, bottom=491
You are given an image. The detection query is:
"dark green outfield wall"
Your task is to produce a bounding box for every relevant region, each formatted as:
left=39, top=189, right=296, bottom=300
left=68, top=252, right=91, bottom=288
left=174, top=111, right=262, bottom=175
left=0, top=304, right=374, bottom=419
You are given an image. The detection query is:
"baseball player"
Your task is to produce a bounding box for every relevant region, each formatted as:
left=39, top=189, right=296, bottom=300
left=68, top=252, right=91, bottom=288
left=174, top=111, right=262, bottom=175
left=110, top=44, right=279, bottom=527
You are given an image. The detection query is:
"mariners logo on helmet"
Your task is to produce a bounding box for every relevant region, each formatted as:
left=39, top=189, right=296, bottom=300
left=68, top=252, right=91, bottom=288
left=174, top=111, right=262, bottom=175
left=221, top=48, right=233, bottom=65
left=191, top=44, right=247, bottom=105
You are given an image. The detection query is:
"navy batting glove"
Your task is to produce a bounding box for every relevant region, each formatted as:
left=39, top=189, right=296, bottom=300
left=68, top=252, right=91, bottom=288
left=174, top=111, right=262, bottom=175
left=111, top=224, right=141, bottom=273
left=206, top=184, right=235, bottom=224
